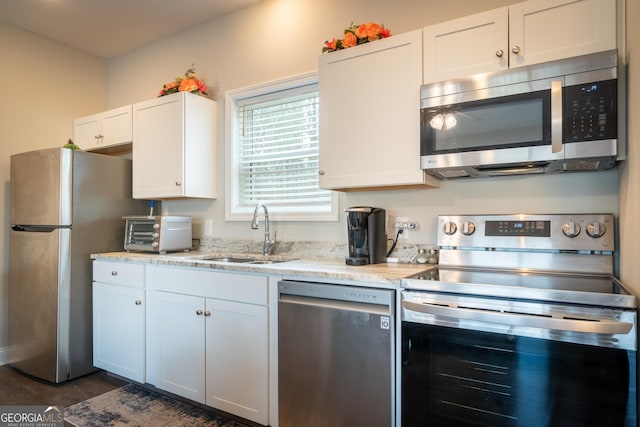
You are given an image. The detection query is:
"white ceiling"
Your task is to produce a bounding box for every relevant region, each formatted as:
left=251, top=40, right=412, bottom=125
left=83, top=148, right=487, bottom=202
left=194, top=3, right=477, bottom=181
left=0, top=0, right=260, bottom=59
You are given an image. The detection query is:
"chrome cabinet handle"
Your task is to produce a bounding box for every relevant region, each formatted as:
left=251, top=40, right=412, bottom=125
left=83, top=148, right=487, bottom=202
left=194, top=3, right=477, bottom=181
left=511, top=45, right=521, bottom=54
left=196, top=309, right=204, bottom=316
left=135, top=300, right=142, bottom=306
left=111, top=271, right=118, bottom=276
left=495, top=49, right=504, bottom=58
left=403, top=300, right=633, bottom=335
left=204, top=311, right=212, bottom=317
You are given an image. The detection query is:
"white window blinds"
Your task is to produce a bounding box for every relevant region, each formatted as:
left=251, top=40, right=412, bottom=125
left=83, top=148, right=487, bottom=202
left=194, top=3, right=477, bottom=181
left=236, top=85, right=332, bottom=209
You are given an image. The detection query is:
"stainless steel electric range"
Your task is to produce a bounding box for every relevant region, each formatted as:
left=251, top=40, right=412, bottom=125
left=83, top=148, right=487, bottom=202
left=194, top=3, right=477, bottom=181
left=401, top=214, right=637, bottom=427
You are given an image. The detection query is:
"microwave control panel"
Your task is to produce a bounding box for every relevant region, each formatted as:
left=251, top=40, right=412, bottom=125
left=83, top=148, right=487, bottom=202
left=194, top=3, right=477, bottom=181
left=564, top=79, right=617, bottom=142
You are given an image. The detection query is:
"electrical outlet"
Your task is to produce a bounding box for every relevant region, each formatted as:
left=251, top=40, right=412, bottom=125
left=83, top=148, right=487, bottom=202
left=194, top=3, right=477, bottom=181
left=393, top=217, right=419, bottom=240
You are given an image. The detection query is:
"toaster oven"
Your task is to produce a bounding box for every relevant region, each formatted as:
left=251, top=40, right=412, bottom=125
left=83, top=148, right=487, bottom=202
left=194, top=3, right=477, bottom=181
left=124, top=216, right=192, bottom=253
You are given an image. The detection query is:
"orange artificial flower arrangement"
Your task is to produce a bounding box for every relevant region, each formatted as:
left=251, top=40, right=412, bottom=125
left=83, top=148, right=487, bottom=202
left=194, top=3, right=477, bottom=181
left=323, top=22, right=392, bottom=53
left=158, top=65, right=208, bottom=97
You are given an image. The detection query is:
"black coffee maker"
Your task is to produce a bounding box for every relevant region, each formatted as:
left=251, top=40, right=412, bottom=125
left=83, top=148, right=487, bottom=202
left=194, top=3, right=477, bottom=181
left=345, top=207, right=387, bottom=265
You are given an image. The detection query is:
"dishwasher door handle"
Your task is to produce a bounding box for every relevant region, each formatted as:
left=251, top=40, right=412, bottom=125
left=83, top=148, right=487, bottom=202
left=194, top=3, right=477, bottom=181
left=403, top=300, right=633, bottom=335
left=280, top=293, right=391, bottom=316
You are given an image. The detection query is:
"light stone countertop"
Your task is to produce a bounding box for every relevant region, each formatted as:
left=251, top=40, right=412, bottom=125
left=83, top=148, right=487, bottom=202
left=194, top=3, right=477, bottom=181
left=91, top=249, right=436, bottom=287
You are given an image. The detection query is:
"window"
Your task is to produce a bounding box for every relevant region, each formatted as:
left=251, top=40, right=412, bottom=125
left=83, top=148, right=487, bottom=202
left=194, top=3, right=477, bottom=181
left=226, top=72, right=338, bottom=221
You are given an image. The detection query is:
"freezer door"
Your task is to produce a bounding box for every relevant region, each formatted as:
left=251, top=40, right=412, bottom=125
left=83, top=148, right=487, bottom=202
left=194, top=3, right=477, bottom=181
left=8, top=227, right=71, bottom=383
left=10, top=148, right=72, bottom=226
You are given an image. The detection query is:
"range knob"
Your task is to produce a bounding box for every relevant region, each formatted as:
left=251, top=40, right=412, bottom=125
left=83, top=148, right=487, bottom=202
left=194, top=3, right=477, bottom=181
left=562, top=220, right=581, bottom=238
left=461, top=221, right=476, bottom=236
left=443, top=221, right=457, bottom=235
left=586, top=221, right=606, bottom=238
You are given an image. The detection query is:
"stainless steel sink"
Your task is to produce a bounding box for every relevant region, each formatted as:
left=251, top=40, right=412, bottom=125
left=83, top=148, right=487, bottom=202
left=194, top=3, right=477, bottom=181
left=203, top=257, right=256, bottom=263
left=190, top=255, right=294, bottom=264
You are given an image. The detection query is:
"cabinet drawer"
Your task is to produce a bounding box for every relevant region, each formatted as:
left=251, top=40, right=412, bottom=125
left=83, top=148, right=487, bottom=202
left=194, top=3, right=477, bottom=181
left=149, top=266, right=268, bottom=305
left=93, top=261, right=145, bottom=287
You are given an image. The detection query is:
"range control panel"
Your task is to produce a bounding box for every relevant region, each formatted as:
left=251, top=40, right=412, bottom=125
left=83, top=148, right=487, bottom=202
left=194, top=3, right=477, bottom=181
left=437, top=214, right=614, bottom=252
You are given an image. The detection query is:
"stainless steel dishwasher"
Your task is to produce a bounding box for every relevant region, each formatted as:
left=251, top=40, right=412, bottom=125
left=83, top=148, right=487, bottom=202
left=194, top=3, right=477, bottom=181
left=278, top=280, right=395, bottom=427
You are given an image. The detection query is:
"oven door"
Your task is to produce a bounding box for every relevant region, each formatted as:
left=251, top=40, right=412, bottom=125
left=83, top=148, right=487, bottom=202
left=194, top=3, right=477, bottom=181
left=420, top=78, right=563, bottom=174
left=401, top=291, right=637, bottom=427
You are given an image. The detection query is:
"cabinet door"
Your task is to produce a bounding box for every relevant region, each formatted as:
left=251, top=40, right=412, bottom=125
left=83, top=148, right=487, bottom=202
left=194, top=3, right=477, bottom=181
left=101, top=105, right=133, bottom=146
left=509, top=0, right=616, bottom=68
left=92, top=282, right=145, bottom=382
left=423, top=7, right=508, bottom=83
left=73, top=114, right=101, bottom=150
left=155, top=291, right=206, bottom=403
left=133, top=95, right=185, bottom=198
left=205, top=299, right=268, bottom=425
left=319, top=30, right=436, bottom=190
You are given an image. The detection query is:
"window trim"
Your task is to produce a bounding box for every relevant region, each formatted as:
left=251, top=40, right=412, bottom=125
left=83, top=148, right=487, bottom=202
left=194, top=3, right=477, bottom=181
left=225, top=71, right=338, bottom=222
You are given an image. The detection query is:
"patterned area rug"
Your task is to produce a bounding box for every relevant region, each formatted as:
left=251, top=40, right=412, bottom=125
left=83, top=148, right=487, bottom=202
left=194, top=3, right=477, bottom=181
left=65, top=383, right=252, bottom=426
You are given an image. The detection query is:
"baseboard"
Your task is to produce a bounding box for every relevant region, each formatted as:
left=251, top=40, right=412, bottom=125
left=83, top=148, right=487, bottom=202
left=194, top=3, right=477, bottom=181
left=0, top=345, right=8, bottom=365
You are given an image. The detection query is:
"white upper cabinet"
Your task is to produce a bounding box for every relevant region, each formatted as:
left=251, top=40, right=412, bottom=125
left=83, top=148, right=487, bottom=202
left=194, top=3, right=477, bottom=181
left=132, top=92, right=217, bottom=199
left=319, top=29, right=439, bottom=191
left=423, top=0, right=617, bottom=83
left=73, top=105, right=132, bottom=151
left=509, top=0, right=616, bottom=68
left=423, top=7, right=509, bottom=84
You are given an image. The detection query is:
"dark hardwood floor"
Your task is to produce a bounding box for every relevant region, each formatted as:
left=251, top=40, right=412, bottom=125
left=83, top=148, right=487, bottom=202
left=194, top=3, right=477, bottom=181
left=0, top=364, right=127, bottom=407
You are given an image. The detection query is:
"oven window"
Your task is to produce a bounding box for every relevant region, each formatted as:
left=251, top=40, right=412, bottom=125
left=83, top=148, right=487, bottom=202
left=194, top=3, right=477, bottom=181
left=402, top=323, right=634, bottom=427
left=421, top=90, right=550, bottom=155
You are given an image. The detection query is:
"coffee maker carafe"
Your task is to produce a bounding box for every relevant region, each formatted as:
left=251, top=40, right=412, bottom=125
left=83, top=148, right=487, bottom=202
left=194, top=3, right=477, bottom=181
left=345, top=207, right=386, bottom=265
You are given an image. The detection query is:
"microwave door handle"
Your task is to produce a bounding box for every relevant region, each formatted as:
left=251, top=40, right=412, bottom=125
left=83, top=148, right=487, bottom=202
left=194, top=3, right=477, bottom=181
left=403, top=300, right=633, bottom=335
left=551, top=80, right=563, bottom=153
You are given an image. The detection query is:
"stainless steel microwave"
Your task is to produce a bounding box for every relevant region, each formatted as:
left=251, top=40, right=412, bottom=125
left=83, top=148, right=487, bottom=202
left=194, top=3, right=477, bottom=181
left=420, top=50, right=622, bottom=179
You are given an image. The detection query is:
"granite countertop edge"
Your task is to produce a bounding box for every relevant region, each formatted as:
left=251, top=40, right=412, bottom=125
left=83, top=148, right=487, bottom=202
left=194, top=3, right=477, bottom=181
left=91, top=250, right=436, bottom=286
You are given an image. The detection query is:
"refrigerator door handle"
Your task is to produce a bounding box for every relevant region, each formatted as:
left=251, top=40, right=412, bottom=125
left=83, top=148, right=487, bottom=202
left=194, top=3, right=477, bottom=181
left=11, top=225, right=67, bottom=232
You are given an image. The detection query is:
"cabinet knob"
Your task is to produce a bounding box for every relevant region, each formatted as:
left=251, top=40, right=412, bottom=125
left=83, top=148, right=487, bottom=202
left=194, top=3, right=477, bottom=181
left=135, top=300, right=142, bottom=306
left=111, top=271, right=118, bottom=276
left=318, top=170, right=325, bottom=176
left=175, top=181, right=182, bottom=186
left=204, top=311, right=212, bottom=317
left=196, top=309, right=204, bottom=316
left=495, top=49, right=504, bottom=58
left=511, top=45, right=521, bottom=54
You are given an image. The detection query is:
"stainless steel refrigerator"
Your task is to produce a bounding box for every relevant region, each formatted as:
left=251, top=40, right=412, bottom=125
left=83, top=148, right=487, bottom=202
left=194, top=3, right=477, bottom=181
left=8, top=147, right=145, bottom=383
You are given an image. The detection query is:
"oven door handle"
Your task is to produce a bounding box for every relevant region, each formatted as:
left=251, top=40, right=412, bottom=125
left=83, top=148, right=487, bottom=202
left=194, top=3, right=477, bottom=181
left=403, top=301, right=633, bottom=335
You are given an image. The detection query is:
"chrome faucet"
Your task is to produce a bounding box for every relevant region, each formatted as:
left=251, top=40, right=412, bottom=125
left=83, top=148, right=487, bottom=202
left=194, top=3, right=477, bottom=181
left=251, top=203, right=276, bottom=255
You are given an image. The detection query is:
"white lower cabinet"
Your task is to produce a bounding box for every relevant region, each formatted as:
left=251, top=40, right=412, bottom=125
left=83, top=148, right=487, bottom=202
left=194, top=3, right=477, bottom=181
left=92, top=261, right=145, bottom=383
left=205, top=298, right=268, bottom=419
left=147, top=265, right=269, bottom=425
left=154, top=291, right=206, bottom=401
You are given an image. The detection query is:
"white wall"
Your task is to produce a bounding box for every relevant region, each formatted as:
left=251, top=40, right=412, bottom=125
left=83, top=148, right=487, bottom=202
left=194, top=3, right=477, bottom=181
left=618, top=0, right=640, bottom=294
left=0, top=23, right=108, bottom=362
left=106, top=0, right=620, bottom=249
